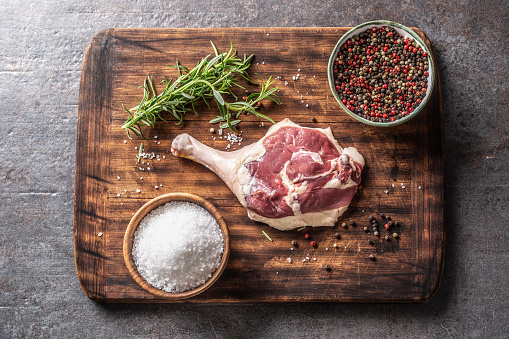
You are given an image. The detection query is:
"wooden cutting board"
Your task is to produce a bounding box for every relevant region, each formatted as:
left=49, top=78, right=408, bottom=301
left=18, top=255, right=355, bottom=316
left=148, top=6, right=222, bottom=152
left=74, top=28, right=444, bottom=302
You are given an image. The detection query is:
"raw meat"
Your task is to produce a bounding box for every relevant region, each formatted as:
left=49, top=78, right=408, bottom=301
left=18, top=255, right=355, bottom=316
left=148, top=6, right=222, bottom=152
left=171, top=119, right=364, bottom=230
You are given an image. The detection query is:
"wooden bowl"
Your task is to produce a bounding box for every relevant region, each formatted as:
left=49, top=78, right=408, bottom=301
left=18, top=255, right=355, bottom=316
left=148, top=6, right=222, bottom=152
left=123, top=192, right=230, bottom=300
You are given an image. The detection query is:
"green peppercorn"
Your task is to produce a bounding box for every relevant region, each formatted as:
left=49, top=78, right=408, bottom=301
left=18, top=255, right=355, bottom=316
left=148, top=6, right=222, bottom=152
left=341, top=222, right=347, bottom=228
left=393, top=233, right=399, bottom=238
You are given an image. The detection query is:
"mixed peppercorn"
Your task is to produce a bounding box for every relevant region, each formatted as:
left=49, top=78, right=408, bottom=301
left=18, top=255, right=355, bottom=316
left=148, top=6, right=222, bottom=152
left=332, top=26, right=430, bottom=123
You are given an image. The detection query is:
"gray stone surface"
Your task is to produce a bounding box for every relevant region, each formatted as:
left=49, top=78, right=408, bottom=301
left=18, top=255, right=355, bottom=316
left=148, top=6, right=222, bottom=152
left=1, top=0, right=508, bottom=338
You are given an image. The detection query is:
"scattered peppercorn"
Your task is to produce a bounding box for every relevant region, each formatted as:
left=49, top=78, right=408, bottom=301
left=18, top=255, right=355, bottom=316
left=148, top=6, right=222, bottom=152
left=380, top=213, right=386, bottom=219
left=363, top=226, right=369, bottom=232
left=388, top=220, right=394, bottom=226
left=333, top=243, right=338, bottom=248
left=349, top=219, right=356, bottom=225
left=395, top=221, right=400, bottom=227
left=384, top=223, right=390, bottom=230
left=325, top=265, right=331, bottom=271
left=369, top=254, right=375, bottom=261
left=374, top=231, right=380, bottom=236
left=384, top=235, right=390, bottom=241
left=332, top=26, right=431, bottom=123
left=311, top=117, right=317, bottom=123
left=368, top=239, right=374, bottom=245
left=335, top=232, right=341, bottom=239
left=369, top=215, right=375, bottom=221
left=304, top=233, right=310, bottom=239
left=291, top=240, right=298, bottom=246
left=310, top=241, right=316, bottom=247
left=393, top=232, right=399, bottom=238
left=371, top=219, right=377, bottom=224
left=341, top=222, right=347, bottom=228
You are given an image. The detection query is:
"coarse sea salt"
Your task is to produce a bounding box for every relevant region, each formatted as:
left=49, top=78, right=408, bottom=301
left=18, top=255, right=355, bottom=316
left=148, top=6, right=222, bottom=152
left=132, top=201, right=224, bottom=293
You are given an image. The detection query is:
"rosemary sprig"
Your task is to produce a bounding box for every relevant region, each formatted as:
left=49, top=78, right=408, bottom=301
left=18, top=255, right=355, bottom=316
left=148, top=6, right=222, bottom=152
left=122, top=42, right=281, bottom=137
left=136, top=143, right=144, bottom=163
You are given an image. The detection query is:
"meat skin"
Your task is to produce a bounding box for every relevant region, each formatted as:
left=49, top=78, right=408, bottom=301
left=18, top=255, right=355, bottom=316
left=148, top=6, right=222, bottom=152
left=171, top=119, right=364, bottom=230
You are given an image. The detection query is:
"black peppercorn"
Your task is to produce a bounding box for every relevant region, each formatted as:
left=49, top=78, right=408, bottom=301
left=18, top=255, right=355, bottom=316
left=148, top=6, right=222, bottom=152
left=325, top=265, right=331, bottom=271
left=291, top=240, right=297, bottom=246
left=369, top=254, right=375, bottom=260
left=335, top=233, right=341, bottom=239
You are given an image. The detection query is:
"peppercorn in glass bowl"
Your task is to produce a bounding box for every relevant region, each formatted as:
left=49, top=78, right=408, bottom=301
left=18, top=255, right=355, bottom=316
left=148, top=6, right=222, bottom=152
left=328, top=20, right=435, bottom=126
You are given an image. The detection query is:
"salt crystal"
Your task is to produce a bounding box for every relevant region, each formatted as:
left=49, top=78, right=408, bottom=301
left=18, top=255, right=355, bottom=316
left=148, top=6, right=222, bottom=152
left=98, top=232, right=103, bottom=237
left=298, top=69, right=301, bottom=72
left=302, top=259, right=306, bottom=263
left=136, top=189, right=141, bottom=193
left=285, top=81, right=288, bottom=86
left=147, top=167, right=151, bottom=171
left=313, top=258, right=316, bottom=261
left=116, top=193, right=120, bottom=197
left=306, top=104, right=309, bottom=108
left=140, top=177, right=143, bottom=180
left=290, top=248, right=294, bottom=251
left=135, top=147, right=138, bottom=150
left=117, top=176, right=120, bottom=180
left=287, top=258, right=292, bottom=262
left=132, top=201, right=223, bottom=293
left=154, top=136, right=158, bottom=139
left=155, top=185, right=159, bottom=189
left=262, top=62, right=265, bottom=65
left=267, top=33, right=269, bottom=36
left=326, top=248, right=329, bottom=251
left=402, top=185, right=406, bottom=189
left=123, top=140, right=127, bottom=143
left=392, top=184, right=395, bottom=187
left=163, top=156, right=166, bottom=159
left=418, top=186, right=422, bottom=190
left=121, top=203, right=123, bottom=205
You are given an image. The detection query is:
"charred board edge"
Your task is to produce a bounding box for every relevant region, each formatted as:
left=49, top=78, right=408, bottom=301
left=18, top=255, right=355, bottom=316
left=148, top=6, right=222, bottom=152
left=74, top=29, right=115, bottom=301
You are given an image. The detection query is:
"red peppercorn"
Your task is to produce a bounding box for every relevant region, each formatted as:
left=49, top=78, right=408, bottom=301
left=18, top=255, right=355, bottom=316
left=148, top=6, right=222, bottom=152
left=390, top=116, right=396, bottom=122
left=385, top=223, right=390, bottom=230
left=422, top=52, right=427, bottom=57
left=383, top=113, right=389, bottom=119
left=310, top=241, right=316, bottom=247
left=383, top=46, right=388, bottom=52
left=304, top=233, right=310, bottom=239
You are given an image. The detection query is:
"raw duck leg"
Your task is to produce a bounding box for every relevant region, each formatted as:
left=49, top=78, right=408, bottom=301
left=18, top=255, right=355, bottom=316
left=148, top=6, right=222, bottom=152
left=171, top=119, right=364, bottom=230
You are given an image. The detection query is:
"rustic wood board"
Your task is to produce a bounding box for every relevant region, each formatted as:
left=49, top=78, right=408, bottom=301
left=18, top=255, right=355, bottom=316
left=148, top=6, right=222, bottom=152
left=74, top=28, right=444, bottom=302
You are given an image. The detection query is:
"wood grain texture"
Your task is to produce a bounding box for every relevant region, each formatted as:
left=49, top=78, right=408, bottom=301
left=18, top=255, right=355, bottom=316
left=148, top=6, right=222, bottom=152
left=74, top=28, right=445, bottom=302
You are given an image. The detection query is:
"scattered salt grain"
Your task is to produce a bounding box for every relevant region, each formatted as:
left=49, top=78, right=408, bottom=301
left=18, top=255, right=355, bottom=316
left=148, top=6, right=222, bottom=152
left=262, top=61, right=265, bottom=65
left=116, top=193, right=120, bottom=197
left=402, top=185, right=406, bottom=189
left=163, top=156, right=166, bottom=159
left=123, top=140, right=127, bottom=144
left=155, top=185, right=159, bottom=189
left=418, top=186, right=422, bottom=190
left=266, top=33, right=270, bottom=36
left=136, top=189, right=141, bottom=193
left=285, top=81, right=288, bottom=86
left=287, top=257, right=292, bottom=263
left=140, top=177, right=143, bottom=180
left=306, top=104, right=309, bottom=108
left=98, top=232, right=103, bottom=237
left=392, top=184, right=395, bottom=188
left=132, top=201, right=223, bottom=293
left=298, top=69, right=301, bottom=72
left=154, top=136, right=158, bottom=139
left=326, top=247, right=329, bottom=251
left=302, top=259, right=306, bottom=263
left=117, top=176, right=120, bottom=180
left=290, top=247, right=294, bottom=251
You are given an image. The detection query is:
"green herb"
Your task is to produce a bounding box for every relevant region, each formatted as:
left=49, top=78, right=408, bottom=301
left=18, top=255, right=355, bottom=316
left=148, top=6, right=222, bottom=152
left=121, top=42, right=281, bottom=138
left=297, top=226, right=306, bottom=231
left=136, top=143, right=144, bottom=163
left=262, top=230, right=272, bottom=242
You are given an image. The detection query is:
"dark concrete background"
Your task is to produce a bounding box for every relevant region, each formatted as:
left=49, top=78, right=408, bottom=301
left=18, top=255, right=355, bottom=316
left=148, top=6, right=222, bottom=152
left=1, top=0, right=508, bottom=338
